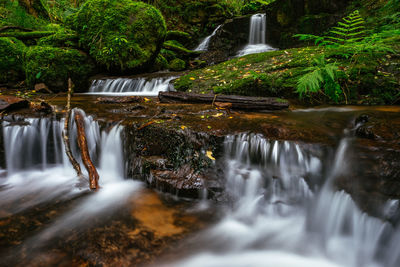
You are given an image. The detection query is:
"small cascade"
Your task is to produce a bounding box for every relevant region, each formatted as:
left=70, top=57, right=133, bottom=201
left=0, top=111, right=140, bottom=219
left=165, top=133, right=394, bottom=267
left=87, top=76, right=176, bottom=96
left=2, top=118, right=64, bottom=174
left=237, top=13, right=276, bottom=56
left=194, top=25, right=222, bottom=51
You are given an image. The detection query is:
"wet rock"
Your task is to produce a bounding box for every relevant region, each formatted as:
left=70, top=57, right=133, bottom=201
left=0, top=95, right=29, bottom=112
left=30, top=101, right=53, bottom=114
left=355, top=113, right=369, bottom=125
left=355, top=125, right=375, bottom=139
left=96, top=96, right=143, bottom=104
left=149, top=166, right=205, bottom=198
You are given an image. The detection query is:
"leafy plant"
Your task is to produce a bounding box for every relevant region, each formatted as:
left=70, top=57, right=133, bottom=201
left=296, top=56, right=343, bottom=103
left=295, top=10, right=366, bottom=47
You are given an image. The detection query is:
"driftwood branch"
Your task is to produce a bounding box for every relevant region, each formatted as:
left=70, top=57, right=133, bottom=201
left=62, top=78, right=83, bottom=178
left=158, top=92, right=289, bottom=110
left=74, top=110, right=100, bottom=190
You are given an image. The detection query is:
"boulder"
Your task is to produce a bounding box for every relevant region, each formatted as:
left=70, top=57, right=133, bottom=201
left=0, top=37, right=26, bottom=84
left=69, top=0, right=166, bottom=72
left=25, top=46, right=94, bottom=92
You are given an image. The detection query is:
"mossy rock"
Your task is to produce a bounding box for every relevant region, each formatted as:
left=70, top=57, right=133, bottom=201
left=160, top=48, right=178, bottom=62
left=25, top=46, right=95, bottom=92
left=150, top=54, right=168, bottom=72
left=163, top=40, right=201, bottom=58
left=166, top=30, right=191, bottom=45
left=0, top=37, right=26, bottom=84
left=68, top=0, right=166, bottom=72
left=169, top=58, right=186, bottom=71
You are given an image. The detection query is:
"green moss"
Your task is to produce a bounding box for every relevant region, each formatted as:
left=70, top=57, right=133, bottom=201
left=0, top=31, right=55, bottom=39
left=37, top=28, right=78, bottom=47
left=160, top=48, right=177, bottom=62
left=174, top=45, right=400, bottom=103
left=69, top=0, right=166, bottom=71
left=166, top=30, right=191, bottom=45
left=150, top=54, right=169, bottom=72
left=163, top=40, right=201, bottom=58
left=169, top=58, right=186, bottom=71
left=25, top=46, right=94, bottom=92
left=0, top=37, right=26, bottom=83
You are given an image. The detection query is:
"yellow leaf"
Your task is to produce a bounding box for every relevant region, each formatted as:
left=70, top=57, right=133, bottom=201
left=206, top=150, right=215, bottom=161
left=212, top=113, right=223, bottom=118
left=181, top=125, right=186, bottom=130
left=200, top=115, right=205, bottom=119
left=144, top=97, right=151, bottom=102
left=190, top=77, right=196, bottom=80
left=229, top=116, right=233, bottom=119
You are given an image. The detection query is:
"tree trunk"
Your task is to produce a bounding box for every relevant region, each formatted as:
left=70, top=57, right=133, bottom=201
left=158, top=92, right=289, bottom=110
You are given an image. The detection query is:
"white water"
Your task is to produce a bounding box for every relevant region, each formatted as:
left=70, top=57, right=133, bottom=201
left=237, top=14, right=276, bottom=56
left=0, top=111, right=141, bottom=223
left=87, top=76, right=176, bottom=96
left=194, top=25, right=222, bottom=51
left=162, top=134, right=399, bottom=267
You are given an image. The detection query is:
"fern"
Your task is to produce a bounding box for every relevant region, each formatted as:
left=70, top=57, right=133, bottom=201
left=295, top=10, right=366, bottom=47
left=296, top=56, right=342, bottom=102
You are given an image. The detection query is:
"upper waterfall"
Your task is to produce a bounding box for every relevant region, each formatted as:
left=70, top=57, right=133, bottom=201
left=237, top=13, right=276, bottom=56
left=194, top=25, right=222, bottom=52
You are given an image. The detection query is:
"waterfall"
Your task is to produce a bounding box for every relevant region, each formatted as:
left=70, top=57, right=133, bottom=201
left=163, top=133, right=393, bottom=267
left=0, top=111, right=139, bottom=219
left=237, top=14, right=276, bottom=56
left=194, top=25, right=222, bottom=51
left=87, top=76, right=176, bottom=96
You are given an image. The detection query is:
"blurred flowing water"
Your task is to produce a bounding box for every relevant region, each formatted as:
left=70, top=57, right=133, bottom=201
left=159, top=134, right=400, bottom=267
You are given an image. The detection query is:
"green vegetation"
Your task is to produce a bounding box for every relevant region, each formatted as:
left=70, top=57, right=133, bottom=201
left=69, top=0, right=166, bottom=71
left=25, top=45, right=94, bottom=91
left=169, top=58, right=186, bottom=71
left=0, top=37, right=26, bottom=84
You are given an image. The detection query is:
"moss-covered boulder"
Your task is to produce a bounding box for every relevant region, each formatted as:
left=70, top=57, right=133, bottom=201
left=0, top=37, right=26, bottom=84
left=25, top=46, right=94, bottom=92
left=169, top=58, right=186, bottom=71
left=69, top=0, right=166, bottom=72
left=37, top=28, right=78, bottom=48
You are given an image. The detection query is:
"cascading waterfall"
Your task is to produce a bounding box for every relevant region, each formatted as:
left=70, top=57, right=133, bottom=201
left=87, top=76, right=176, bottom=96
left=194, top=25, right=222, bottom=51
left=0, top=111, right=141, bottom=220
left=163, top=133, right=398, bottom=267
left=237, top=13, right=276, bottom=56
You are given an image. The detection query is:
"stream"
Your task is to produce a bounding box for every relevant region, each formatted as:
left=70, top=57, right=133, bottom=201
left=1, top=102, right=400, bottom=266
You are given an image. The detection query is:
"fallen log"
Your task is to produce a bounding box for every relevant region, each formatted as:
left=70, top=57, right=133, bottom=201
left=158, top=92, right=289, bottom=110
left=62, top=79, right=83, bottom=179
left=74, top=110, right=100, bottom=190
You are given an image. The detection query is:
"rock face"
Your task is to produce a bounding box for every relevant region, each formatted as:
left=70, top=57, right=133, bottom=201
left=201, top=15, right=251, bottom=63
left=69, top=0, right=166, bottom=72
left=124, top=124, right=223, bottom=198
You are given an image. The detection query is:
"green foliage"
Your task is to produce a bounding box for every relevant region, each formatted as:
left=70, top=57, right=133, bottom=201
left=295, top=10, right=366, bottom=47
left=69, top=0, right=166, bottom=71
left=37, top=28, right=78, bottom=47
left=296, top=56, right=342, bottom=102
left=151, top=54, right=169, bottom=72
left=163, top=40, right=200, bottom=58
left=0, top=0, right=47, bottom=29
left=169, top=58, right=186, bottom=71
left=0, top=37, right=26, bottom=83
left=25, top=46, right=94, bottom=91
left=166, top=30, right=191, bottom=45
left=240, top=0, right=275, bottom=15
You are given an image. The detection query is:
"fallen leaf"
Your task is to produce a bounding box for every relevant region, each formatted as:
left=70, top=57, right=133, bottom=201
left=206, top=150, right=215, bottom=161
left=181, top=125, right=187, bottom=130
left=212, top=113, right=224, bottom=118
